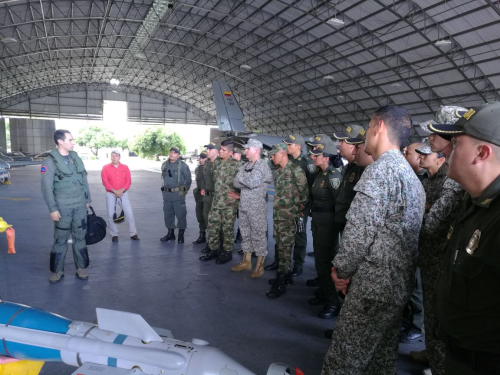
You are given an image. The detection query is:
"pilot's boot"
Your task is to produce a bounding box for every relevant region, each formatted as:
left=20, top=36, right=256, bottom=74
left=177, top=229, right=185, bottom=244
left=251, top=256, right=265, bottom=279
left=192, top=231, right=206, bottom=244
left=160, top=229, right=175, bottom=242
left=231, top=252, right=252, bottom=272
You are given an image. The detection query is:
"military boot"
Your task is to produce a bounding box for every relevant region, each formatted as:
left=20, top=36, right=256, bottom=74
left=160, top=229, right=175, bottom=242
left=177, top=229, right=185, bottom=244
left=231, top=252, right=252, bottom=272
left=199, top=249, right=218, bottom=261
left=234, top=228, right=242, bottom=243
left=192, top=232, right=206, bottom=244
left=216, top=251, right=232, bottom=264
left=250, top=256, right=265, bottom=279
left=268, top=271, right=294, bottom=285
left=266, top=272, right=286, bottom=298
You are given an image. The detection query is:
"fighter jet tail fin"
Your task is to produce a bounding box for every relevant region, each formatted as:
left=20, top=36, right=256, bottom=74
left=212, top=81, right=246, bottom=133
left=96, top=308, right=163, bottom=343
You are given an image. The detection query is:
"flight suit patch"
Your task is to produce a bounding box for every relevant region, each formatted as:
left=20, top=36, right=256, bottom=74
left=307, top=164, right=316, bottom=173
left=330, top=178, right=340, bottom=189
left=40, top=165, right=47, bottom=174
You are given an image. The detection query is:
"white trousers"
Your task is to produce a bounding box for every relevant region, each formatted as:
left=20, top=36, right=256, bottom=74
left=106, top=191, right=137, bottom=237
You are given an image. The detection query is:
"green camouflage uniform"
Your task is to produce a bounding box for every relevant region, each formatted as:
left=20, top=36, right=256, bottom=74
left=41, top=149, right=92, bottom=273
left=273, top=161, right=309, bottom=274
left=207, top=157, right=240, bottom=253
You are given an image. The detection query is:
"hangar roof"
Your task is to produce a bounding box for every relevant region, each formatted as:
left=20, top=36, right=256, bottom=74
left=1, top=0, right=499, bottom=135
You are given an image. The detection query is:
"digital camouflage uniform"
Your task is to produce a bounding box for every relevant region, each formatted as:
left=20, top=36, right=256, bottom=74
left=273, top=160, right=309, bottom=274
left=234, top=158, right=273, bottom=256
left=41, top=150, right=92, bottom=273
left=161, top=158, right=192, bottom=229
left=207, top=157, right=240, bottom=253
left=323, top=149, right=425, bottom=375
left=311, top=164, right=343, bottom=307
left=418, top=163, right=464, bottom=375
left=193, top=165, right=206, bottom=232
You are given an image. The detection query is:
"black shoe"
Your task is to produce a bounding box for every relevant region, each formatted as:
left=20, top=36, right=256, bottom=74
left=234, top=228, right=242, bottom=243
left=306, top=277, right=320, bottom=287
left=307, top=251, right=314, bottom=257
left=216, top=251, right=232, bottom=264
left=199, top=250, right=218, bottom=261
left=160, top=229, right=175, bottom=242
left=238, top=249, right=243, bottom=255
left=291, top=266, right=303, bottom=277
left=325, top=329, right=333, bottom=339
left=318, top=304, right=340, bottom=319
left=309, top=296, right=325, bottom=306
left=314, top=288, right=323, bottom=297
left=264, top=261, right=279, bottom=271
left=201, top=246, right=210, bottom=254
left=112, top=236, right=118, bottom=242
left=177, top=229, right=185, bottom=244
left=399, top=328, right=424, bottom=344
left=193, top=232, right=206, bottom=244
left=268, top=272, right=294, bottom=286
left=266, top=273, right=286, bottom=299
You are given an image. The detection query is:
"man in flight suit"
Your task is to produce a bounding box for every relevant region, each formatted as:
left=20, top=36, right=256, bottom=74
left=193, top=150, right=208, bottom=244
left=41, top=129, right=92, bottom=283
left=160, top=146, right=192, bottom=244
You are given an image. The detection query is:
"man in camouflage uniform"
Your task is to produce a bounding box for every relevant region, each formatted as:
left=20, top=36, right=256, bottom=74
left=41, top=129, right=92, bottom=283
left=266, top=143, right=309, bottom=298
left=199, top=142, right=219, bottom=253
left=232, top=146, right=243, bottom=244
left=231, top=139, right=273, bottom=278
left=323, top=106, right=425, bottom=374
left=192, top=150, right=208, bottom=244
left=200, top=140, right=240, bottom=264
left=406, top=107, right=466, bottom=375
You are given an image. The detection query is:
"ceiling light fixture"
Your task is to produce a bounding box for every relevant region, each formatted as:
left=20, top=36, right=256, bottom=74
left=135, top=52, right=146, bottom=59
left=109, top=78, right=120, bottom=86
left=435, top=39, right=452, bottom=47
left=1, top=37, right=17, bottom=44
left=276, top=90, right=284, bottom=94
left=391, top=82, right=402, bottom=87
left=323, top=75, right=335, bottom=80
left=240, top=64, right=252, bottom=70
left=327, top=18, right=344, bottom=26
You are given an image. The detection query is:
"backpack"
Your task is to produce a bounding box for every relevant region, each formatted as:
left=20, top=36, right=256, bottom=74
left=86, top=206, right=107, bottom=245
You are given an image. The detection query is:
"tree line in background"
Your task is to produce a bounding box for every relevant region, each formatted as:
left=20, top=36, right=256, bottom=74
left=76, top=126, right=186, bottom=160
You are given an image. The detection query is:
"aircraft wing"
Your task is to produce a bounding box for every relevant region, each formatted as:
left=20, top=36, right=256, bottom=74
left=71, top=363, right=146, bottom=375
left=8, top=160, right=43, bottom=168
left=212, top=81, right=246, bottom=133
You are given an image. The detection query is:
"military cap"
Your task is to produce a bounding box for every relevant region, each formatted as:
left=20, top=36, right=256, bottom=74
left=170, top=146, right=180, bottom=153
left=344, top=126, right=367, bottom=145
left=420, top=105, right=468, bottom=134
left=204, top=142, right=219, bottom=150
left=233, top=146, right=243, bottom=154
left=283, top=134, right=305, bottom=145
left=199, top=150, right=208, bottom=158
left=415, top=143, right=445, bottom=158
left=269, top=143, right=287, bottom=156
left=244, top=138, right=263, bottom=149
left=333, top=125, right=365, bottom=140
left=428, top=102, right=500, bottom=147
left=307, top=134, right=331, bottom=146
left=309, top=141, right=337, bottom=156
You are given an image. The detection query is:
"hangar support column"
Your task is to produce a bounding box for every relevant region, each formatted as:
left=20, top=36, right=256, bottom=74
left=0, top=119, right=6, bottom=152
left=9, top=119, right=56, bottom=154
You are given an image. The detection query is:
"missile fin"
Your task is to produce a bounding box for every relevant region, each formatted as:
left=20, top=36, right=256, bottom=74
left=96, top=309, right=163, bottom=343
left=71, top=363, right=146, bottom=374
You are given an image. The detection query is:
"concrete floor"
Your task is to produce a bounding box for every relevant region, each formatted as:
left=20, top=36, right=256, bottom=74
left=0, top=165, right=426, bottom=375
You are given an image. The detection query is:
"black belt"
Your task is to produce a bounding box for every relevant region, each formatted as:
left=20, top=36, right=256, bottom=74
left=312, top=206, right=335, bottom=213
left=445, top=335, right=500, bottom=374
left=205, top=191, right=215, bottom=197
left=165, top=187, right=187, bottom=192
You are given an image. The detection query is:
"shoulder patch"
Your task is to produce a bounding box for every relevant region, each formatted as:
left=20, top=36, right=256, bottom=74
left=40, top=165, right=47, bottom=174
left=330, top=177, right=340, bottom=189
left=307, top=164, right=315, bottom=173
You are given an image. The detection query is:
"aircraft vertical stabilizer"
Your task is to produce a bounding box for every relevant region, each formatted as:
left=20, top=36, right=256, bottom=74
left=212, top=81, right=246, bottom=132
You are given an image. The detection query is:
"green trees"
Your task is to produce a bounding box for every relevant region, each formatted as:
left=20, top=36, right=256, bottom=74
left=76, top=126, right=121, bottom=157
left=130, top=127, right=186, bottom=160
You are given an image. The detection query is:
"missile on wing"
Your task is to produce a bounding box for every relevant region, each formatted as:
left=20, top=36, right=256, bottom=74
left=0, top=301, right=298, bottom=375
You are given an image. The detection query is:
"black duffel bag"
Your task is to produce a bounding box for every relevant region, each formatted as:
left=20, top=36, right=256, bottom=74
left=86, top=206, right=107, bottom=245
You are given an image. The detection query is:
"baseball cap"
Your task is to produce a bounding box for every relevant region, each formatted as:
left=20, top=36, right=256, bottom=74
left=428, top=102, right=500, bottom=147
left=415, top=144, right=445, bottom=158
left=333, top=125, right=365, bottom=140
left=199, top=150, right=208, bottom=158
left=344, top=126, right=366, bottom=145
left=420, top=105, right=468, bottom=134
left=170, top=146, right=180, bottom=153
left=204, top=142, right=219, bottom=150
left=244, top=139, right=263, bottom=149
left=111, top=149, right=121, bottom=155
left=283, top=134, right=305, bottom=145
left=269, top=143, right=287, bottom=156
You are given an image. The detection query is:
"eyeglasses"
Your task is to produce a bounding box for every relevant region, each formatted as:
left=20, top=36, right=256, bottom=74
left=168, top=170, right=172, bottom=177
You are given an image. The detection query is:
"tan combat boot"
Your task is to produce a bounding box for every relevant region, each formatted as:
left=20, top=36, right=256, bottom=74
left=231, top=252, right=252, bottom=272
left=251, top=256, right=265, bottom=279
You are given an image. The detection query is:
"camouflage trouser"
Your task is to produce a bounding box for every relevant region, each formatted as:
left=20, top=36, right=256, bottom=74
left=194, top=193, right=205, bottom=232
left=50, top=205, right=89, bottom=273
left=202, top=196, right=213, bottom=234
left=239, top=208, right=268, bottom=257
left=207, top=206, right=237, bottom=253
left=422, top=265, right=446, bottom=375
left=273, top=220, right=296, bottom=274
left=322, top=294, right=403, bottom=375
